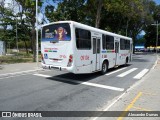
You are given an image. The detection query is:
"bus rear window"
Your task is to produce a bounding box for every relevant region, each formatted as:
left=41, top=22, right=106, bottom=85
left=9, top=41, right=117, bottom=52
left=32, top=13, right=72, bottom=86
left=42, top=23, right=71, bottom=41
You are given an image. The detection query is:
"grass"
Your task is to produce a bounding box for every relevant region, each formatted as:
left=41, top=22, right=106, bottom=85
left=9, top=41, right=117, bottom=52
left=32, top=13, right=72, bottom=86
left=0, top=51, right=41, bottom=64
left=0, top=55, right=33, bottom=64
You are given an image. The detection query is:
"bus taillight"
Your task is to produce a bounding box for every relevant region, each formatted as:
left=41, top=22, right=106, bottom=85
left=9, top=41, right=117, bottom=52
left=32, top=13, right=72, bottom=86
left=67, top=55, right=73, bottom=67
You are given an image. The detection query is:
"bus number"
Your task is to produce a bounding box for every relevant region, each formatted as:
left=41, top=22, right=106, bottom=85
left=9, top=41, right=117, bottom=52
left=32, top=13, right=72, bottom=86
left=60, top=55, right=66, bottom=59
left=80, top=55, right=89, bottom=61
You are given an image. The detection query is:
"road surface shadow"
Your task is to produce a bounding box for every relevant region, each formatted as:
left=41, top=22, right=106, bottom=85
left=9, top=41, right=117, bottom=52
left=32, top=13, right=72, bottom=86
left=132, top=58, right=149, bottom=62
left=47, top=64, right=131, bottom=85
left=134, top=52, right=155, bottom=55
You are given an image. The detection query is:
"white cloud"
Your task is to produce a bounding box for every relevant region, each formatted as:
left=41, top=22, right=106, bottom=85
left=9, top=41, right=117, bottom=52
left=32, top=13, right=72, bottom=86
left=139, top=30, right=146, bottom=36
left=4, top=0, right=20, bottom=15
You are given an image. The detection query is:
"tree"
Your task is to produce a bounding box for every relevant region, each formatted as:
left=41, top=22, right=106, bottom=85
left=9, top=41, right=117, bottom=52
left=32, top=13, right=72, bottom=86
left=45, top=0, right=104, bottom=28
left=1, top=0, right=157, bottom=56
left=0, top=0, right=16, bottom=49
left=45, top=0, right=86, bottom=23
left=44, top=0, right=155, bottom=53
left=103, top=0, right=154, bottom=52
left=143, top=2, right=160, bottom=48
left=95, top=0, right=103, bottom=28
left=144, top=25, right=157, bottom=47
left=14, top=0, right=43, bottom=61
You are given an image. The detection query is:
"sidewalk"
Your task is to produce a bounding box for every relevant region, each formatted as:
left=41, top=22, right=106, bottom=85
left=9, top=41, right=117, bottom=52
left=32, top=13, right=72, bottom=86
left=0, top=62, right=42, bottom=77
left=97, top=56, right=160, bottom=120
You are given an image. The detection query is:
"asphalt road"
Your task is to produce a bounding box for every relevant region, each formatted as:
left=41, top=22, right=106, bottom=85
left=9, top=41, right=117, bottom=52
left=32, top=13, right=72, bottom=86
left=0, top=53, right=157, bottom=120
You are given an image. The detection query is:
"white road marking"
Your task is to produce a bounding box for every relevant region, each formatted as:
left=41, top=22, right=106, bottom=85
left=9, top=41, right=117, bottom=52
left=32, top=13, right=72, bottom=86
left=133, top=69, right=149, bottom=79
left=0, top=73, right=33, bottom=80
left=34, top=74, right=124, bottom=91
left=91, top=61, right=155, bottom=120
left=91, top=68, right=150, bottom=120
left=91, top=92, right=126, bottom=120
left=152, top=59, right=158, bottom=69
left=117, top=68, right=138, bottom=77
left=0, top=69, right=42, bottom=77
left=81, top=82, right=124, bottom=91
left=91, top=70, right=150, bottom=120
left=33, top=73, right=51, bottom=78
left=105, top=67, right=127, bottom=76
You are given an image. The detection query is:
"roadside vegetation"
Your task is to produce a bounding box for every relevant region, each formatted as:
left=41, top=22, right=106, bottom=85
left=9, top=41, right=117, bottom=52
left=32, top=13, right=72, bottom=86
left=0, top=49, right=42, bottom=64
left=0, top=55, right=32, bottom=64
left=0, top=50, right=33, bottom=64
left=0, top=0, right=160, bottom=63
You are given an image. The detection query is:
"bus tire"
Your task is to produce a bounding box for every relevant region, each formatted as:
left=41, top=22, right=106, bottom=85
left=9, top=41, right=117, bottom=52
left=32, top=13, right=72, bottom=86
left=101, top=61, right=108, bottom=75
left=125, top=57, right=128, bottom=66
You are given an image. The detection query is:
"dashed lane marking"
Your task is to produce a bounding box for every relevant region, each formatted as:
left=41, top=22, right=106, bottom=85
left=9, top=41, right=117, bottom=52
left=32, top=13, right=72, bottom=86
left=34, top=74, right=124, bottom=91
left=117, top=68, right=138, bottom=77
left=81, top=82, right=124, bottom=91
left=133, top=69, right=149, bottom=79
left=105, top=67, right=127, bottom=76
left=33, top=74, right=51, bottom=78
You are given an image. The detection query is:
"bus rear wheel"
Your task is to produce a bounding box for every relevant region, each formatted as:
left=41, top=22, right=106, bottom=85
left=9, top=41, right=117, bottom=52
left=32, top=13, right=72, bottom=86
left=125, top=57, right=128, bottom=66
left=101, top=61, right=108, bottom=75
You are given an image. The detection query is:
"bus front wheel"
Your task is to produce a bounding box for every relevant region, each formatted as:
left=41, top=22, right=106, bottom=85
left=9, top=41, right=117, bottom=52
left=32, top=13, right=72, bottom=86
left=101, top=61, right=108, bottom=75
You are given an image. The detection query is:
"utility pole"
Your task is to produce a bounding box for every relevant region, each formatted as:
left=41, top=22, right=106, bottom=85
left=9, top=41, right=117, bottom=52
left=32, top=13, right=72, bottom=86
left=151, top=21, right=159, bottom=58
left=126, top=20, right=128, bottom=36
left=16, top=17, right=18, bottom=54
left=156, top=21, right=158, bottom=55
left=36, top=0, right=39, bottom=68
left=8, top=42, right=10, bottom=54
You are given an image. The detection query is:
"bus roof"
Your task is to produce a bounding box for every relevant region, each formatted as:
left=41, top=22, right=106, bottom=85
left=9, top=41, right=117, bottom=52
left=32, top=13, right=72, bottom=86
left=42, top=21, right=132, bottom=40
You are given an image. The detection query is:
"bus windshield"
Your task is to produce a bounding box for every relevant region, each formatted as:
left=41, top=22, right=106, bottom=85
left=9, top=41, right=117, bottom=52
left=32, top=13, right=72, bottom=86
left=42, top=23, right=71, bottom=42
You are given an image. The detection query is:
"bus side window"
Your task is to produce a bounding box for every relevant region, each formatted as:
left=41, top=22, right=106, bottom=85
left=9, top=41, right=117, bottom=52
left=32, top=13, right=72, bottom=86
left=106, top=35, right=114, bottom=50
left=125, top=40, right=130, bottom=50
left=120, top=39, right=125, bottom=50
left=102, top=34, right=106, bottom=49
left=76, top=28, right=91, bottom=50
left=120, top=39, right=130, bottom=50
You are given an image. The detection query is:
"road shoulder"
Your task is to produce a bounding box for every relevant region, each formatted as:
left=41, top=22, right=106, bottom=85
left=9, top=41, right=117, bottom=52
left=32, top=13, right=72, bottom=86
left=95, top=56, right=160, bottom=120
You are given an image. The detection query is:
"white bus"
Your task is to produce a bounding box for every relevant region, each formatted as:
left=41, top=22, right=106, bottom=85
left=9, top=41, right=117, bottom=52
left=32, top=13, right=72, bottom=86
left=41, top=21, right=132, bottom=74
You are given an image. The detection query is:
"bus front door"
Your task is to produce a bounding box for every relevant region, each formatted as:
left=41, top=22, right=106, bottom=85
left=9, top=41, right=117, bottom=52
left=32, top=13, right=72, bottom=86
left=92, top=37, right=100, bottom=71
left=115, top=41, right=120, bottom=65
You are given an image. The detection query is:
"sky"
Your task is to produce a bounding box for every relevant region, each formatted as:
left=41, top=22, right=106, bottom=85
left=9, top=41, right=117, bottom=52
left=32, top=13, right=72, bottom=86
left=154, top=0, right=160, bottom=5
